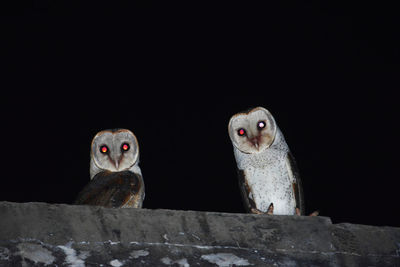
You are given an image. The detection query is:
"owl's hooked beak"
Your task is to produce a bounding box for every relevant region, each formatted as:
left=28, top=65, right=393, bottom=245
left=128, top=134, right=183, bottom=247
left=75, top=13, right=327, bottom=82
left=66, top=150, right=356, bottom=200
left=108, top=156, right=120, bottom=170
left=249, top=136, right=260, bottom=150
left=114, top=160, right=119, bottom=170
left=113, top=155, right=124, bottom=170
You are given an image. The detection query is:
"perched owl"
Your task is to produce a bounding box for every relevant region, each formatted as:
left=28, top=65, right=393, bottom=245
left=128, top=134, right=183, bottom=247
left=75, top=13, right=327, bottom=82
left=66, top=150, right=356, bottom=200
left=228, top=107, right=304, bottom=215
left=75, top=129, right=145, bottom=208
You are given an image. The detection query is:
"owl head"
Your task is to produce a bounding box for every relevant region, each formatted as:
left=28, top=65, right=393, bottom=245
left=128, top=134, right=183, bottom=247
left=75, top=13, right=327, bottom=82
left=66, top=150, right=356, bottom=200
left=228, top=107, right=277, bottom=154
left=90, top=129, right=139, bottom=178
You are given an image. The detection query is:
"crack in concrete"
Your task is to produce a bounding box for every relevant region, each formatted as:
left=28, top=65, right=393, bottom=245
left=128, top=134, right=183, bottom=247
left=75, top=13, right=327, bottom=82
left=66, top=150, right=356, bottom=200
left=129, top=241, right=257, bottom=252
left=275, top=248, right=400, bottom=258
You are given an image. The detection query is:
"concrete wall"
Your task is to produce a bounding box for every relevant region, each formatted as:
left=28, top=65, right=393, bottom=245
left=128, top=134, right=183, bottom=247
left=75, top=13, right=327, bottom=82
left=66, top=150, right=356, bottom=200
left=0, top=201, right=399, bottom=266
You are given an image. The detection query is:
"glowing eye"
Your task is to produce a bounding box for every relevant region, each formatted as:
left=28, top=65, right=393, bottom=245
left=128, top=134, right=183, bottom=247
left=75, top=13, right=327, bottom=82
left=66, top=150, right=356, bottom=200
left=257, top=121, right=266, bottom=130
left=121, top=143, right=130, bottom=151
left=237, top=128, right=246, bottom=136
left=100, top=145, right=108, bottom=154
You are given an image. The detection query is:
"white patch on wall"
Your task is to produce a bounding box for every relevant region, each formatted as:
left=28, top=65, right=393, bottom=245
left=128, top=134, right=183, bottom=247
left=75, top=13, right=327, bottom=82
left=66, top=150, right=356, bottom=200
left=109, top=259, right=124, bottom=267
left=130, top=250, right=149, bottom=259
left=16, top=243, right=55, bottom=266
left=162, top=234, right=169, bottom=241
left=161, top=257, right=190, bottom=267
left=201, top=253, right=252, bottom=267
left=58, top=244, right=89, bottom=267
left=0, top=247, right=10, bottom=261
left=161, top=257, right=172, bottom=265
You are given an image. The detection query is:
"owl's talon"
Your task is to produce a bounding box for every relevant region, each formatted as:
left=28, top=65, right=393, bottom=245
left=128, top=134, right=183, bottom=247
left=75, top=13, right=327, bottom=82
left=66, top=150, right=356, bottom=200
left=295, top=207, right=301, bottom=216
left=295, top=207, right=319, bottom=216
left=309, top=210, right=319, bottom=216
left=250, top=203, right=274, bottom=215
left=266, top=203, right=274, bottom=215
left=250, top=208, right=264, bottom=214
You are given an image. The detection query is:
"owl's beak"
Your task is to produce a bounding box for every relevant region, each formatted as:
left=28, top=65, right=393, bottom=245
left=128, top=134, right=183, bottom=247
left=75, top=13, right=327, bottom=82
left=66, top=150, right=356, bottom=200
left=114, top=159, right=119, bottom=170
left=114, top=155, right=124, bottom=170
left=253, top=141, right=259, bottom=149
left=249, top=136, right=260, bottom=150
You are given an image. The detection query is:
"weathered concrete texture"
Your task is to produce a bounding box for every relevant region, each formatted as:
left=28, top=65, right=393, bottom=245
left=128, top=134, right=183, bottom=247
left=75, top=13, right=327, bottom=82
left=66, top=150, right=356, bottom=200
left=0, top=202, right=399, bottom=266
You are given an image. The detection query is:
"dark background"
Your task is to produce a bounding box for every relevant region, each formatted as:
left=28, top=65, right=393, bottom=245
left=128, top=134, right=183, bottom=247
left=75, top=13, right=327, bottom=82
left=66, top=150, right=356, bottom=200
left=2, top=1, right=399, bottom=226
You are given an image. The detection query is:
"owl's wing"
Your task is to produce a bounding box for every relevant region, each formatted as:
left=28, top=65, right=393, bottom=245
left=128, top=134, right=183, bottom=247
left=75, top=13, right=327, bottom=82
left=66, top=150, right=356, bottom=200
left=286, top=152, right=305, bottom=215
left=237, top=169, right=258, bottom=213
left=74, top=170, right=144, bottom=208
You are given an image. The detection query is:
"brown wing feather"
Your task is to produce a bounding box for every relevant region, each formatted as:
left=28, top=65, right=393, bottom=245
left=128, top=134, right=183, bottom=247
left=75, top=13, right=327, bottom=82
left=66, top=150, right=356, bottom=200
left=74, top=170, right=143, bottom=208
left=287, top=152, right=305, bottom=215
left=237, top=169, right=259, bottom=213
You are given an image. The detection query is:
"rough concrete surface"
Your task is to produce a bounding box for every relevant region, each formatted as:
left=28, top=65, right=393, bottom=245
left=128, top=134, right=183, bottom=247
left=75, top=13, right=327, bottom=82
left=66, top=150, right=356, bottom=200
left=0, top=201, right=399, bottom=266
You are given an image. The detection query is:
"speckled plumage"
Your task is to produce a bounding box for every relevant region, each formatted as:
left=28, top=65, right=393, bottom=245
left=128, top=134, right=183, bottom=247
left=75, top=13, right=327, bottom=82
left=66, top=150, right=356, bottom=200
left=229, top=107, right=304, bottom=215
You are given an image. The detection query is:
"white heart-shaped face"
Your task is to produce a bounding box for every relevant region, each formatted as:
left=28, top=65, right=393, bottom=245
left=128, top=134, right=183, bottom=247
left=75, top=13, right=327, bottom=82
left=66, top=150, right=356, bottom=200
left=91, top=129, right=139, bottom=172
left=228, top=107, right=277, bottom=154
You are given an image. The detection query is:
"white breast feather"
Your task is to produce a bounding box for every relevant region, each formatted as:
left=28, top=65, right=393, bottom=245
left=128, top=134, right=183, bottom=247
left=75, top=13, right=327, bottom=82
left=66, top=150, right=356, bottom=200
left=90, top=158, right=142, bottom=179
left=234, top=128, right=296, bottom=215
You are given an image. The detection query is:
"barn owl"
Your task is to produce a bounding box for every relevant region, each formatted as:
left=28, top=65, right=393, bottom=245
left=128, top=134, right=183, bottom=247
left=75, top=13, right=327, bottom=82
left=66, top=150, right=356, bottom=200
left=228, top=107, right=305, bottom=215
left=75, top=128, right=145, bottom=208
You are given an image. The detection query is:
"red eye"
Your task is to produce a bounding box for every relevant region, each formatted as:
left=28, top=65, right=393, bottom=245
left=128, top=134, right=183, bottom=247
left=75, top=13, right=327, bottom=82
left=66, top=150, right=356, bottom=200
left=100, top=145, right=108, bottom=154
left=257, top=121, right=266, bottom=130
left=121, top=143, right=130, bottom=151
left=238, top=128, right=246, bottom=136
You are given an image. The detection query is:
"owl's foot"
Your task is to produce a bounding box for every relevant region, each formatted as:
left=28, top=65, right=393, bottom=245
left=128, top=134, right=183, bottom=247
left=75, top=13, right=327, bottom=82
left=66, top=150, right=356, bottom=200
left=295, top=207, right=319, bottom=216
left=250, top=208, right=264, bottom=214
left=250, top=203, right=274, bottom=215
left=266, top=203, right=274, bottom=215
left=295, top=207, right=301, bottom=215
left=309, top=210, right=319, bottom=216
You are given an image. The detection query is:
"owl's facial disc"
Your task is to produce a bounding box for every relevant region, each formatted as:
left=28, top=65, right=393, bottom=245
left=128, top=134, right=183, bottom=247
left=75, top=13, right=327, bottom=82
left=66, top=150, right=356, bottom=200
left=92, top=129, right=139, bottom=172
left=98, top=142, right=130, bottom=169
left=229, top=107, right=277, bottom=154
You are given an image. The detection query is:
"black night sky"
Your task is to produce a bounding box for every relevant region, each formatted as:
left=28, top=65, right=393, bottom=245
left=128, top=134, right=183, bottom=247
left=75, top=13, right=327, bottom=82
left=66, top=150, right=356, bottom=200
left=2, top=2, right=399, bottom=227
